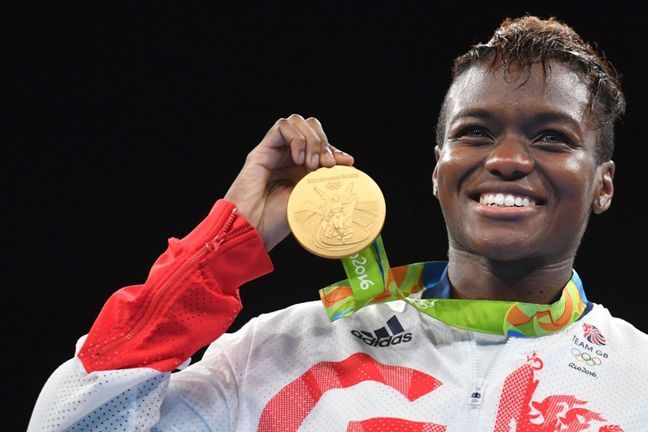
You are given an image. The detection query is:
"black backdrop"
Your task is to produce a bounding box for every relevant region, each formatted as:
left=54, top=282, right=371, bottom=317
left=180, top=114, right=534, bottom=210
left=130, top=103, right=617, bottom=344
left=6, top=2, right=647, bottom=429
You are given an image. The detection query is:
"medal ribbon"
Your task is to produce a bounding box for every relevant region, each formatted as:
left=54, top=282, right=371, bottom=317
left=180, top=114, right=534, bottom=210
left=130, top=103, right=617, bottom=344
left=320, top=236, right=589, bottom=337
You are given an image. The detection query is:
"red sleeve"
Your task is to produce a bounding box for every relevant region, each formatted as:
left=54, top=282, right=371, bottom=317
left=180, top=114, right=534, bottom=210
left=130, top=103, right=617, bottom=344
left=77, top=199, right=274, bottom=373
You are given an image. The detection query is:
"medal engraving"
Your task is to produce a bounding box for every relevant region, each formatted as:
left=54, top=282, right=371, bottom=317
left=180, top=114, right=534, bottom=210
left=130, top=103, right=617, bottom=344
left=288, top=166, right=386, bottom=258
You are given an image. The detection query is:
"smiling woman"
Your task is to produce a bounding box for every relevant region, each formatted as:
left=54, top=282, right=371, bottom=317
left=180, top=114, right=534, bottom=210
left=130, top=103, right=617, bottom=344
left=434, top=61, right=614, bottom=301
left=27, top=15, right=647, bottom=432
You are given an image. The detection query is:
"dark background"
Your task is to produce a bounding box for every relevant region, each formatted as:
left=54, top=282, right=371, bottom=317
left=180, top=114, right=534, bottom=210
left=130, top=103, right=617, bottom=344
left=5, top=1, right=647, bottom=429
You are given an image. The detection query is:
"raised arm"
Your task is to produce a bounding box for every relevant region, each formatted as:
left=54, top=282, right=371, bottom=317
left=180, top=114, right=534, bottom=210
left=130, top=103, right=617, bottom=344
left=28, top=115, right=352, bottom=431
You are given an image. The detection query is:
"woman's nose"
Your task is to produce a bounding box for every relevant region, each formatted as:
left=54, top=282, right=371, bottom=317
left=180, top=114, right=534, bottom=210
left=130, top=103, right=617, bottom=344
left=484, top=136, right=534, bottom=180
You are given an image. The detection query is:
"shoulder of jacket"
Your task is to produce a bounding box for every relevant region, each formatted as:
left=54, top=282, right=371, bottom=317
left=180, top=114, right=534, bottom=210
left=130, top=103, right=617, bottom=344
left=587, top=303, right=648, bottom=349
left=255, top=300, right=327, bottom=324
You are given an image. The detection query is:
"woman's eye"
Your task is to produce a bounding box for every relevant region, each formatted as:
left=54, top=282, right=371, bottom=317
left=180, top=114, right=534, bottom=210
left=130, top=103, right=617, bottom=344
left=533, top=131, right=576, bottom=152
left=451, top=126, right=493, bottom=146
left=539, top=132, right=564, bottom=142
left=466, top=126, right=488, bottom=137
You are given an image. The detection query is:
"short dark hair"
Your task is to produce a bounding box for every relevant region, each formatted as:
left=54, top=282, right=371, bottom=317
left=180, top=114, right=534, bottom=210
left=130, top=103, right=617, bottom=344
left=435, top=16, right=626, bottom=163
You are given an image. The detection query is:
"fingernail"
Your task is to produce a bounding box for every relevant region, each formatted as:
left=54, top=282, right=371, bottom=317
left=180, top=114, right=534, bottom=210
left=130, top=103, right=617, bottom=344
left=311, top=153, right=319, bottom=167
left=298, top=149, right=305, bottom=164
left=334, top=148, right=350, bottom=156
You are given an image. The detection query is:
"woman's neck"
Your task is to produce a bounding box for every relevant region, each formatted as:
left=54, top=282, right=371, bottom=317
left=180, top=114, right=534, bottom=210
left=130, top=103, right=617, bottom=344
left=447, top=248, right=574, bottom=304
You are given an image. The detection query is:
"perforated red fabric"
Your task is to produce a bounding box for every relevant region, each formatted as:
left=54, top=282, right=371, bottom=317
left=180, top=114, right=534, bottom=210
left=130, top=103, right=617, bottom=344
left=77, top=199, right=273, bottom=373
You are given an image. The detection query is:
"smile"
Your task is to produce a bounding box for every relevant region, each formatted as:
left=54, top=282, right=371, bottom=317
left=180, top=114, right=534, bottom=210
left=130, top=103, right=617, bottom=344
left=478, top=193, right=538, bottom=208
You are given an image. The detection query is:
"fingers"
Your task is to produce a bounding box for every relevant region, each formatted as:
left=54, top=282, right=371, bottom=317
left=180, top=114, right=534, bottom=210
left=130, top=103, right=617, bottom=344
left=328, top=144, right=355, bottom=166
left=302, top=117, right=333, bottom=168
left=264, top=114, right=354, bottom=171
left=303, top=117, right=354, bottom=167
left=262, top=118, right=307, bottom=165
left=288, top=115, right=323, bottom=170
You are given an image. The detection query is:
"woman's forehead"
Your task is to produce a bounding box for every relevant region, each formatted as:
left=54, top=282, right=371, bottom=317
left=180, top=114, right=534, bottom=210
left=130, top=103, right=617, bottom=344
left=446, top=62, right=590, bottom=120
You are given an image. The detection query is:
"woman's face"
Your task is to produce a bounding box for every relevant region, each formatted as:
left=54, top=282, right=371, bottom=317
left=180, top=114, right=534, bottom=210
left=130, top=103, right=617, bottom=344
left=433, top=61, right=614, bottom=264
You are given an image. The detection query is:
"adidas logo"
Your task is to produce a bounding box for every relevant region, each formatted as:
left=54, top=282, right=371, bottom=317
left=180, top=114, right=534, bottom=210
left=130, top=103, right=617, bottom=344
left=351, top=315, right=413, bottom=347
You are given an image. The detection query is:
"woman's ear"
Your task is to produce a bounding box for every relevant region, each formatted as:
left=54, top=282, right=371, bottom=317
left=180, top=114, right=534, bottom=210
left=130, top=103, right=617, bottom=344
left=432, top=146, right=441, bottom=197
left=592, top=160, right=615, bottom=214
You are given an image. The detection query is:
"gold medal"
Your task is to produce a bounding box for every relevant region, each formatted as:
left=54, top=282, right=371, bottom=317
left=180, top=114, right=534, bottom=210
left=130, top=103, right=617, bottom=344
left=287, top=165, right=386, bottom=259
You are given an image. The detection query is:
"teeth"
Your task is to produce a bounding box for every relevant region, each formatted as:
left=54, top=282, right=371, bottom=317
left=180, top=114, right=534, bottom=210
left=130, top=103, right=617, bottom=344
left=478, top=193, right=536, bottom=207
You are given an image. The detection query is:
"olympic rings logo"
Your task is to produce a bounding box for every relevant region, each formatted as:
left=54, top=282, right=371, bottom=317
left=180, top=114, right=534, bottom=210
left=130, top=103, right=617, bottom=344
left=571, top=347, right=602, bottom=366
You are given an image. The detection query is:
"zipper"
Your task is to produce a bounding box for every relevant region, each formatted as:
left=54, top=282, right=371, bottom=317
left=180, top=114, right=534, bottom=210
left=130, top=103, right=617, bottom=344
left=465, top=334, right=515, bottom=430
left=94, top=207, right=250, bottom=357
left=468, top=377, right=485, bottom=407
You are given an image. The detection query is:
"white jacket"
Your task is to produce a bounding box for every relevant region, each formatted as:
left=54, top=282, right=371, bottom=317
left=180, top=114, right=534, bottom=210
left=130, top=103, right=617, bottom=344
left=29, top=299, right=648, bottom=431
left=28, top=201, right=648, bottom=431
